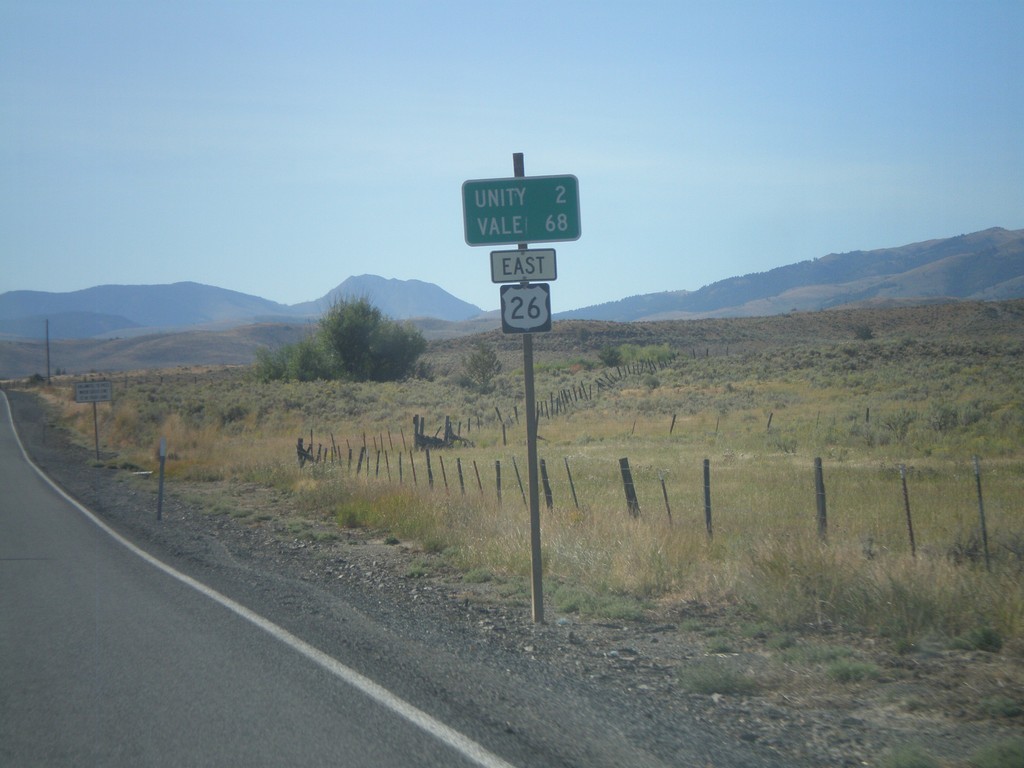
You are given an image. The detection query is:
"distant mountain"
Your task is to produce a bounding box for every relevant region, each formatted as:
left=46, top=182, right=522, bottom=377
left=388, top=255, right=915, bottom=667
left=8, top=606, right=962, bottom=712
left=2, top=227, right=1021, bottom=340
left=4, top=299, right=1021, bottom=380
left=558, top=227, right=1024, bottom=321
left=0, top=311, right=143, bottom=339
left=292, top=275, right=482, bottom=322
left=0, top=282, right=295, bottom=339
left=0, top=277, right=484, bottom=340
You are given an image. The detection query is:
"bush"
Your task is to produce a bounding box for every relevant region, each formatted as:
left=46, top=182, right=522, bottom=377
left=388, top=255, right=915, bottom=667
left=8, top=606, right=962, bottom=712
left=255, top=298, right=426, bottom=383
left=879, top=744, right=939, bottom=768
left=853, top=323, right=875, bottom=341
left=676, top=658, right=759, bottom=695
left=598, top=345, right=623, bottom=367
left=967, top=738, right=1024, bottom=768
left=827, top=659, right=881, bottom=682
left=951, top=626, right=1003, bottom=653
left=463, top=342, right=502, bottom=392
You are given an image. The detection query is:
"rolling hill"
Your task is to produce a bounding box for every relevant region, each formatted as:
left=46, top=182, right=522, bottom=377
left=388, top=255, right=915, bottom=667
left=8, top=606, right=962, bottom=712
left=2, top=226, right=1023, bottom=377
left=290, top=275, right=482, bottom=323
left=0, top=276, right=485, bottom=340
left=557, top=227, right=1024, bottom=321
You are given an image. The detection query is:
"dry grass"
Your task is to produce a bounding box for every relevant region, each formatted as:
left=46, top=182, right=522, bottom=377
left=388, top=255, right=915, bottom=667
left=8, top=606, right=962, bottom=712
left=30, top=306, right=1024, bottom=652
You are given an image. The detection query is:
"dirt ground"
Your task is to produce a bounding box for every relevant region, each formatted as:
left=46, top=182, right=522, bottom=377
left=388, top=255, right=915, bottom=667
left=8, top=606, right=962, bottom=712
left=7, top=389, right=1023, bottom=767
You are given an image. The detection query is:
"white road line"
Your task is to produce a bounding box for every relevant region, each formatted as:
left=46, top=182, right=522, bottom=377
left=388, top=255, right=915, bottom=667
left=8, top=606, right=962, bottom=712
left=1, top=392, right=518, bottom=768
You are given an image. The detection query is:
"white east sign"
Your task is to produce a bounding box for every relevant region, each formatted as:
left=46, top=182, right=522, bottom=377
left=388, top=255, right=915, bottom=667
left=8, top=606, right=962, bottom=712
left=490, top=249, right=557, bottom=283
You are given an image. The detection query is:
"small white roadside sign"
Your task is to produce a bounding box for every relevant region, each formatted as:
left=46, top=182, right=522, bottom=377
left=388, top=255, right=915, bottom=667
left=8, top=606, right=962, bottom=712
left=74, top=380, right=113, bottom=403
left=490, top=249, right=557, bottom=283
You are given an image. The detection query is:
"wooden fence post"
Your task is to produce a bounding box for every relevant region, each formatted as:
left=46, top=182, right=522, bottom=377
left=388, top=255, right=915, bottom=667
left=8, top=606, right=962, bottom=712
left=564, top=457, right=579, bottom=510
left=899, top=464, right=916, bottom=557
left=512, top=456, right=527, bottom=508
left=973, top=456, right=991, bottom=571
left=425, top=448, right=434, bottom=488
left=619, top=457, right=641, bottom=518
left=659, top=472, right=671, bottom=524
left=814, top=457, right=827, bottom=542
left=540, top=459, right=553, bottom=510
left=495, top=460, right=502, bottom=503
left=703, top=458, right=713, bottom=539
left=439, top=454, right=448, bottom=493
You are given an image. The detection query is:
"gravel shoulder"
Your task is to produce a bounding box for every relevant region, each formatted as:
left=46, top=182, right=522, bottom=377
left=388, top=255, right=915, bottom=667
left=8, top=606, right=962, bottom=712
left=7, top=390, right=1021, bottom=767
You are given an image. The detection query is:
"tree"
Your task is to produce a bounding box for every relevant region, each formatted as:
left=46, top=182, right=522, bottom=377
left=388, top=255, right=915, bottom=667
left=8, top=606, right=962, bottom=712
left=254, top=297, right=426, bottom=382
left=463, top=342, right=502, bottom=392
left=318, top=297, right=383, bottom=380
left=598, top=345, right=623, bottom=367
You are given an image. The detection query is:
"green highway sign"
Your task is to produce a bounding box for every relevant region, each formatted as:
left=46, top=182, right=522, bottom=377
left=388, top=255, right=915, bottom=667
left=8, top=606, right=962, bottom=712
left=462, top=174, right=580, bottom=246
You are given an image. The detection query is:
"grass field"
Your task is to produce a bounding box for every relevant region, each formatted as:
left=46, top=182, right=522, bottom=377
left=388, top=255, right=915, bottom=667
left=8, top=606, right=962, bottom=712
left=26, top=300, right=1024, bottom=655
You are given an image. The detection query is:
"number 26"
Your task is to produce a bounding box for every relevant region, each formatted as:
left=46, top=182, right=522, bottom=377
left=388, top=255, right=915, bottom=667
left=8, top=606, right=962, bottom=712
left=510, top=296, right=542, bottom=320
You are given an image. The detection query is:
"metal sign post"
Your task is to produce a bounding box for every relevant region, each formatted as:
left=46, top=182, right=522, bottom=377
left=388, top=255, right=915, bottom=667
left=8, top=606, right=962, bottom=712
left=513, top=152, right=546, bottom=625
left=75, top=380, right=112, bottom=461
left=463, top=154, right=580, bottom=624
left=157, top=437, right=167, bottom=521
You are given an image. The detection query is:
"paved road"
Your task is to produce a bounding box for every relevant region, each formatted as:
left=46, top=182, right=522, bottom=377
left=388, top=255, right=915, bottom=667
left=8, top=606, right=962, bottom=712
left=0, top=394, right=512, bottom=768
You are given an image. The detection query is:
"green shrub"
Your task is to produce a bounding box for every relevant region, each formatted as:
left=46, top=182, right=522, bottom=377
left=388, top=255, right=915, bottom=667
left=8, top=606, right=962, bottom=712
left=951, top=626, right=1003, bottom=653
left=878, top=744, right=939, bottom=768
left=676, top=659, right=759, bottom=695
left=256, top=298, right=425, bottom=382
left=463, top=342, right=502, bottom=393
left=967, top=738, right=1024, bottom=768
left=827, top=659, right=881, bottom=683
left=979, top=695, right=1022, bottom=718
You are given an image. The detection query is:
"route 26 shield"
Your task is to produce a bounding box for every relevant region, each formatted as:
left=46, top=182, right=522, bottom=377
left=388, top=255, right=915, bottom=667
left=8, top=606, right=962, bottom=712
left=499, top=283, right=551, bottom=334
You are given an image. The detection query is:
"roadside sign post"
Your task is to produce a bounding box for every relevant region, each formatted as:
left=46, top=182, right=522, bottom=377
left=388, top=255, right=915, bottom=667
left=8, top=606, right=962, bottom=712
left=74, top=380, right=112, bottom=461
left=463, top=154, right=580, bottom=624
left=514, top=152, right=546, bottom=625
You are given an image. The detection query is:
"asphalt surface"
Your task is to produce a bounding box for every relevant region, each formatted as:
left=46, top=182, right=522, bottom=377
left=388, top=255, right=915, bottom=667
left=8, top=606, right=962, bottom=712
left=0, top=392, right=507, bottom=768
left=1, top=389, right=801, bottom=767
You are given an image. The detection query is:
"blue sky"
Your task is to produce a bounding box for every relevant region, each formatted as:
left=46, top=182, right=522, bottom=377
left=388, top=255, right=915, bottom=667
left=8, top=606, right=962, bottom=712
left=2, top=1, right=1021, bottom=313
